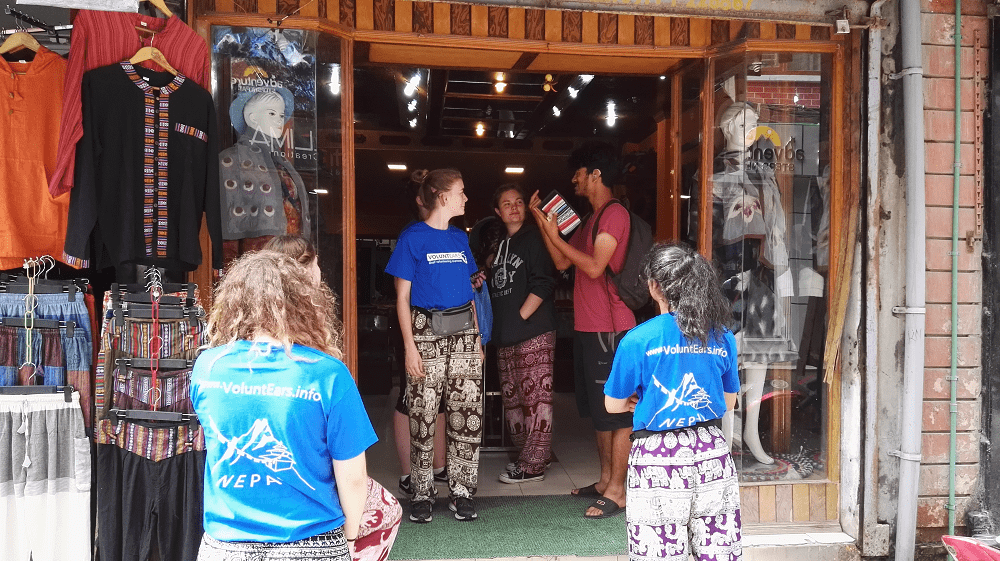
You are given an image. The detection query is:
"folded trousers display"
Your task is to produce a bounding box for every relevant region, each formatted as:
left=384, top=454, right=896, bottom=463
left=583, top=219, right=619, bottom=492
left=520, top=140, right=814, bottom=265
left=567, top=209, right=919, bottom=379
left=0, top=392, right=92, bottom=561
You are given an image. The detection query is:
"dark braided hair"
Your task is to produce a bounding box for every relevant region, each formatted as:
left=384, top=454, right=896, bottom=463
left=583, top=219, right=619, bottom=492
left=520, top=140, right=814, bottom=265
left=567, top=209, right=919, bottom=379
left=641, top=242, right=731, bottom=346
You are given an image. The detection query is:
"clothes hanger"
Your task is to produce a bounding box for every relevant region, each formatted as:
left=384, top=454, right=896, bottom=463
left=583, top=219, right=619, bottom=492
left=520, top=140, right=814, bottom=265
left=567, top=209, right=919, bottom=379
left=129, top=45, right=178, bottom=75
left=141, top=0, right=173, bottom=18
left=0, top=31, right=40, bottom=55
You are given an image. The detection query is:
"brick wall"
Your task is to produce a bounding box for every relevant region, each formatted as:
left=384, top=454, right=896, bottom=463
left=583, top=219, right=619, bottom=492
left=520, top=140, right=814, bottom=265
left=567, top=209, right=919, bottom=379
left=915, top=0, right=988, bottom=543
left=746, top=84, right=821, bottom=109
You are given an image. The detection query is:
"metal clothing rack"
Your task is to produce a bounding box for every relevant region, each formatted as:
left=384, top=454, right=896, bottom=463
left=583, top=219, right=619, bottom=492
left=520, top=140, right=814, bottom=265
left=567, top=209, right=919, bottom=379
left=1, top=5, right=70, bottom=44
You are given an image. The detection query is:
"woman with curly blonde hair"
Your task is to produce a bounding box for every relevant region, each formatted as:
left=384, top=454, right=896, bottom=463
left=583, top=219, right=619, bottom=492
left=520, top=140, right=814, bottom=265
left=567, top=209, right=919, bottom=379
left=191, top=250, right=375, bottom=561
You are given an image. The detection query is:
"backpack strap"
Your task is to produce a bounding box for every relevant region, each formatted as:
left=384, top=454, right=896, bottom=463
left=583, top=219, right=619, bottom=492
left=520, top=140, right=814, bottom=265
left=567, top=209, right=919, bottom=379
left=590, top=199, right=629, bottom=277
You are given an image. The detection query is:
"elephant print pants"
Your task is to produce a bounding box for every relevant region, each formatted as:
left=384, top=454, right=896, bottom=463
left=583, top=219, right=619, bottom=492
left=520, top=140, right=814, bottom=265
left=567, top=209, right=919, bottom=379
left=626, top=424, right=742, bottom=561
left=406, top=308, right=483, bottom=502
left=497, top=330, right=556, bottom=474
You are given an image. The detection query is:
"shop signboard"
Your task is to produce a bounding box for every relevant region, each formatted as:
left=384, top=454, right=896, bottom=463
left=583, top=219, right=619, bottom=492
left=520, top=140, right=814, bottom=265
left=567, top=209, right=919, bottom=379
left=434, top=0, right=871, bottom=26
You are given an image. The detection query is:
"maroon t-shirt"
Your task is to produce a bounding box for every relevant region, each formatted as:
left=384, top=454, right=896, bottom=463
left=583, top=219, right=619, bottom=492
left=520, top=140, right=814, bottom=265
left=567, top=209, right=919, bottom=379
left=568, top=201, right=636, bottom=332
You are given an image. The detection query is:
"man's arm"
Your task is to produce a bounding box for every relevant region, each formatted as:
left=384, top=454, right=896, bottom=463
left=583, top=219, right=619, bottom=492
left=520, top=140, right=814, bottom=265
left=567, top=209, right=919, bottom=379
left=528, top=191, right=572, bottom=270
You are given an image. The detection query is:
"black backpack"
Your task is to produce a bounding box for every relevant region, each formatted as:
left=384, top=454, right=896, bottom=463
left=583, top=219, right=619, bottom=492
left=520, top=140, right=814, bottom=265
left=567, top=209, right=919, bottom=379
left=590, top=200, right=653, bottom=310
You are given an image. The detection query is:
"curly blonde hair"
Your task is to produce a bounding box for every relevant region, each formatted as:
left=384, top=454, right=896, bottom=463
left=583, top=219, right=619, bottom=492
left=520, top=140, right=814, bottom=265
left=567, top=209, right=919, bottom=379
left=207, top=250, right=344, bottom=359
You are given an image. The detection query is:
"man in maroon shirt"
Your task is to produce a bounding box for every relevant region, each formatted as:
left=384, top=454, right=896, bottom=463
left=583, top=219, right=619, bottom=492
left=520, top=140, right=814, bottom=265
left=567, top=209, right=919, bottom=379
left=529, top=142, right=635, bottom=519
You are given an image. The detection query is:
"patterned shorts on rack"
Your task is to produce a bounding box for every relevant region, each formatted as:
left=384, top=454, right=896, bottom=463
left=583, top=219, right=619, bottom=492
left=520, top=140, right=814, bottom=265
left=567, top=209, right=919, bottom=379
left=197, top=528, right=351, bottom=561
left=626, top=425, right=742, bottom=561
left=0, top=325, right=88, bottom=387
left=110, top=366, right=194, bottom=413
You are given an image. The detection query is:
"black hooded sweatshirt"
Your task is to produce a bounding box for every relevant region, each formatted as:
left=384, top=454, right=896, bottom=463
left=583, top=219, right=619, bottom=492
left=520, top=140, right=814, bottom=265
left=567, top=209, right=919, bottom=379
left=487, top=224, right=558, bottom=347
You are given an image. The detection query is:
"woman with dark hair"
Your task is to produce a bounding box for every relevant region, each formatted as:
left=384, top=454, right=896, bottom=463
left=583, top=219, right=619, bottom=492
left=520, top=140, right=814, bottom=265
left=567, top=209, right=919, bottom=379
left=604, top=243, right=742, bottom=561
left=385, top=169, right=485, bottom=524
left=487, top=183, right=558, bottom=484
left=192, top=250, right=373, bottom=561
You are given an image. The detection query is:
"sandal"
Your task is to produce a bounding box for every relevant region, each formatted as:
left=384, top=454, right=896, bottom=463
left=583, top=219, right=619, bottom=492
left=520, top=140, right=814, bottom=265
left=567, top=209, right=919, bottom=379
left=571, top=483, right=601, bottom=497
left=585, top=496, right=625, bottom=519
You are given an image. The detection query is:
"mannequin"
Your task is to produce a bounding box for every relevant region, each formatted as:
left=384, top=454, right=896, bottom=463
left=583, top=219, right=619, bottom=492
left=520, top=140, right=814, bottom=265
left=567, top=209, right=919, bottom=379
left=714, top=102, right=797, bottom=465
left=218, top=88, right=310, bottom=258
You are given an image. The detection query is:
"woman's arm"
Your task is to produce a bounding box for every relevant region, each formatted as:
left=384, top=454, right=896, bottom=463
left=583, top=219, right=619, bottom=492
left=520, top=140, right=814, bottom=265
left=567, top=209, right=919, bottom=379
left=605, top=394, right=636, bottom=414
left=395, top=277, right=424, bottom=377
left=519, top=293, right=544, bottom=321
left=332, top=453, right=368, bottom=546
left=725, top=392, right=737, bottom=413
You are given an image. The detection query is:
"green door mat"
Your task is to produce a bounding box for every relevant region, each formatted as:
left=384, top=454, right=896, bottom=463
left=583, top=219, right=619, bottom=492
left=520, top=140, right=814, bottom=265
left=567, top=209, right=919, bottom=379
left=388, top=495, right=628, bottom=560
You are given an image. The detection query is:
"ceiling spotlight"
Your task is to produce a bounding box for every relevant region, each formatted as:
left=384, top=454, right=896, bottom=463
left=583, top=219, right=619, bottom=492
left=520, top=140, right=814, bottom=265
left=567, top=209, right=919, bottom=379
left=606, top=101, right=617, bottom=127
left=495, top=72, right=506, bottom=82
left=403, top=72, right=421, bottom=97
left=407, top=99, right=417, bottom=112
left=409, top=118, right=418, bottom=128
left=508, top=131, right=515, bottom=138
left=659, top=75, right=666, bottom=80
left=580, top=74, right=594, bottom=84
left=567, top=86, right=578, bottom=99
left=505, top=166, right=525, bottom=174
left=543, top=74, right=557, bottom=92
left=680, top=194, right=691, bottom=199
left=552, top=106, right=561, bottom=117
left=313, top=188, right=329, bottom=195
left=476, top=122, right=485, bottom=136
left=387, top=163, right=407, bottom=171
left=329, top=64, right=341, bottom=96
left=495, top=81, right=507, bottom=93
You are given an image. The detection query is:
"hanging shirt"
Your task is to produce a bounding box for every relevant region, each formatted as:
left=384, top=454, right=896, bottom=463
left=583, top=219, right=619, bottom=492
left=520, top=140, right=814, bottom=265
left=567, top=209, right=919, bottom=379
left=605, top=313, right=740, bottom=431
left=50, top=10, right=210, bottom=198
left=385, top=221, right=479, bottom=310
left=0, top=47, right=71, bottom=270
left=191, top=340, right=378, bottom=543
left=64, top=62, right=222, bottom=271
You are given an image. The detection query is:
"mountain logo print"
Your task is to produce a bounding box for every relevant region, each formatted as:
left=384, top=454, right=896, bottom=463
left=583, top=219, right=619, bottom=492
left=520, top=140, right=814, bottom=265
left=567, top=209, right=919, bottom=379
left=651, top=372, right=714, bottom=428
left=209, top=416, right=316, bottom=490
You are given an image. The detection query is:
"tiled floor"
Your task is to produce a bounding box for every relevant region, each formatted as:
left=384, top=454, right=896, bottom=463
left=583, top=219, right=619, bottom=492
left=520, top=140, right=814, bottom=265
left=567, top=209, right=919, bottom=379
left=363, top=390, right=602, bottom=501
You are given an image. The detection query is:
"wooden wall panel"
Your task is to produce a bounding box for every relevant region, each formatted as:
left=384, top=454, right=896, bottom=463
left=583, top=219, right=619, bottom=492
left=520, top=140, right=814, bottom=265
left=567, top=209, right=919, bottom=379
left=544, top=10, right=560, bottom=42
left=730, top=20, right=743, bottom=40
left=471, top=5, right=488, bottom=37
left=654, top=16, right=670, bottom=46
left=488, top=7, right=507, bottom=38
left=809, top=484, right=827, bottom=521
left=451, top=4, right=471, bottom=35
left=216, top=0, right=234, bottom=12
left=433, top=2, right=449, bottom=34
left=339, top=0, right=355, bottom=28
left=395, top=0, right=411, bottom=32
left=775, top=484, right=793, bottom=522
left=811, top=26, right=831, bottom=40
left=525, top=9, right=544, bottom=40
left=740, top=487, right=760, bottom=523
left=317, top=0, right=327, bottom=20
left=300, top=0, right=317, bottom=17
left=508, top=7, right=525, bottom=39
left=373, top=0, right=393, bottom=31
left=794, top=24, right=810, bottom=39
left=827, top=483, right=839, bottom=520
left=634, top=15, right=653, bottom=46
left=617, top=14, right=634, bottom=45
left=562, top=11, right=582, bottom=43
left=776, top=23, right=796, bottom=39
left=689, top=18, right=710, bottom=47
left=670, top=17, right=688, bottom=46
left=598, top=13, right=617, bottom=44
left=711, top=19, right=728, bottom=44
left=355, top=0, right=373, bottom=30
left=758, top=485, right=777, bottom=523
left=759, top=21, right=776, bottom=39
left=792, top=484, right=810, bottom=521
left=412, top=1, right=432, bottom=34
left=582, top=11, right=598, bottom=44
left=277, top=0, right=298, bottom=18
left=745, top=21, right=760, bottom=39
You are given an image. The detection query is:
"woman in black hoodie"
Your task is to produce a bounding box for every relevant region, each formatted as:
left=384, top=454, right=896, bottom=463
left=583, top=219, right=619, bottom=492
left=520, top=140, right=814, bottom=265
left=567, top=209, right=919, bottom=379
left=488, top=184, right=559, bottom=484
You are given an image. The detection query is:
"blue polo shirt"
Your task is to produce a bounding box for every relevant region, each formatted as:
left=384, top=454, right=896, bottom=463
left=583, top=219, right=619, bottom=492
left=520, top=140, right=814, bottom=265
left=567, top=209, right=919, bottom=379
left=191, top=341, right=377, bottom=543
left=605, top=313, right=739, bottom=431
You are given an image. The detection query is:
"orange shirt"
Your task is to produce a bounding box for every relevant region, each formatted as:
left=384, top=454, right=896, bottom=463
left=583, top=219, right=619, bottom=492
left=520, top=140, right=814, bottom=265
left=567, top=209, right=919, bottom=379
left=0, top=47, right=70, bottom=270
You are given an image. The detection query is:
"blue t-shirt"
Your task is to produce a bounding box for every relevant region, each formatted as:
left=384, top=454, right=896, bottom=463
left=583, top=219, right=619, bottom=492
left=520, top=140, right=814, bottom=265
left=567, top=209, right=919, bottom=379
left=191, top=341, right=378, bottom=543
left=605, top=313, right=740, bottom=431
left=385, top=221, right=479, bottom=310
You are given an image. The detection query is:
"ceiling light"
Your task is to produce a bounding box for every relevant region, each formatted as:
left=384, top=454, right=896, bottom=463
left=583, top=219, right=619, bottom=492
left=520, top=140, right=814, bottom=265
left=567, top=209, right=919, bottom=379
left=409, top=118, right=418, bottom=128
left=567, top=86, right=578, bottom=99
left=680, top=194, right=691, bottom=199
left=313, top=188, right=329, bottom=195
left=505, top=166, right=525, bottom=174
left=606, top=101, right=617, bottom=127
left=580, top=74, right=594, bottom=84
left=407, top=99, right=417, bottom=112
left=387, top=164, right=407, bottom=171
left=508, top=131, right=515, bottom=139
left=403, top=72, right=421, bottom=97
left=476, top=123, right=485, bottom=136
left=659, top=75, right=666, bottom=80
left=329, top=64, right=341, bottom=96
left=495, top=72, right=506, bottom=82
left=552, top=106, right=561, bottom=117
left=495, top=81, right=507, bottom=93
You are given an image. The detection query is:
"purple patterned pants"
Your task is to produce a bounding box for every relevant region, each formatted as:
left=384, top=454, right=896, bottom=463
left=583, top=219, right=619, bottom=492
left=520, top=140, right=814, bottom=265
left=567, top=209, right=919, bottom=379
left=627, top=424, right=743, bottom=561
left=497, top=330, right=556, bottom=474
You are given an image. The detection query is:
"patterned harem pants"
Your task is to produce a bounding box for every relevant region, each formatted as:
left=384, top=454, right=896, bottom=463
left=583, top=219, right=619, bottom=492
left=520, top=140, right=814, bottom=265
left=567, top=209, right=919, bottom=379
left=497, top=330, right=556, bottom=473
left=197, top=528, right=349, bottom=561
left=406, top=308, right=483, bottom=501
left=627, top=424, right=743, bottom=561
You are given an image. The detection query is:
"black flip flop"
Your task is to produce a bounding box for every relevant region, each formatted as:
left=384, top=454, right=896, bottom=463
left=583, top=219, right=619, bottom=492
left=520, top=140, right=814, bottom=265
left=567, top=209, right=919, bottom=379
left=571, top=483, right=601, bottom=497
left=585, top=496, right=625, bottom=519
